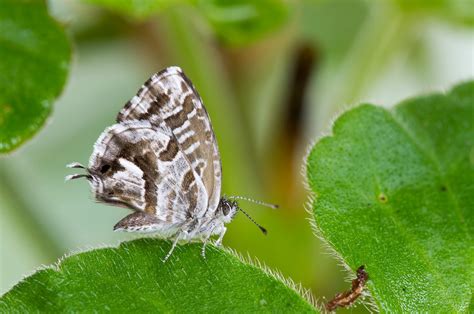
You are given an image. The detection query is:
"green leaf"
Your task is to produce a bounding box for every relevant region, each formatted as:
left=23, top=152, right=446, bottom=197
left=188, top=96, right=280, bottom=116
left=0, top=0, right=71, bottom=153
left=306, top=81, right=473, bottom=311
left=85, top=0, right=176, bottom=19
left=0, top=238, right=317, bottom=312
left=196, top=0, right=289, bottom=46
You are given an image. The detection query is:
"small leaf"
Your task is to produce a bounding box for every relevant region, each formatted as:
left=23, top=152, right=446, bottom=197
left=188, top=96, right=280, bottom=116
left=0, top=238, right=317, bottom=312
left=0, top=0, right=71, bottom=153
left=196, top=0, right=289, bottom=46
left=307, top=81, right=473, bottom=311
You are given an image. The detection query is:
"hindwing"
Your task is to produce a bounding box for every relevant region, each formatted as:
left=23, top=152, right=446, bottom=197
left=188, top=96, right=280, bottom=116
left=88, top=121, right=208, bottom=223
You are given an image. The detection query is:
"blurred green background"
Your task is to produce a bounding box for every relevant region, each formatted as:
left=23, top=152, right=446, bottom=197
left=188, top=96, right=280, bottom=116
left=1, top=0, right=473, bottom=311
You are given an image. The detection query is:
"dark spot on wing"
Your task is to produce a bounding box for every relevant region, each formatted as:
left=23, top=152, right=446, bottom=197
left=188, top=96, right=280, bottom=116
left=133, top=151, right=158, bottom=213
left=149, top=93, right=170, bottom=116
left=180, top=136, right=196, bottom=151
left=181, top=170, right=194, bottom=192
left=164, top=95, right=194, bottom=129
left=182, top=95, right=194, bottom=115
left=179, top=71, right=202, bottom=101
left=181, top=81, right=190, bottom=93
left=165, top=190, right=177, bottom=222
left=159, top=138, right=179, bottom=162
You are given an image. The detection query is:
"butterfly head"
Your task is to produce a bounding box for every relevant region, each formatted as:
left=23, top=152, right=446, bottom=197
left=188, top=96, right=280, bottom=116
left=221, top=196, right=269, bottom=235
left=218, top=197, right=239, bottom=223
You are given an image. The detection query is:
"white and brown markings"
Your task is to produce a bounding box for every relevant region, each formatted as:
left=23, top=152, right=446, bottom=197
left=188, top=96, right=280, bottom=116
left=66, top=66, right=242, bottom=261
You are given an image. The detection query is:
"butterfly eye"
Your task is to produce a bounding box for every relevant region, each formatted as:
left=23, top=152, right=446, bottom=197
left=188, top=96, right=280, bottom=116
left=100, top=164, right=111, bottom=174
left=222, top=204, right=230, bottom=216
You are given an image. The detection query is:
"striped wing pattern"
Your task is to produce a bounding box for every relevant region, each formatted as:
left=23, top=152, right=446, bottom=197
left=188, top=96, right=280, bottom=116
left=88, top=121, right=207, bottom=225
left=116, top=66, right=222, bottom=220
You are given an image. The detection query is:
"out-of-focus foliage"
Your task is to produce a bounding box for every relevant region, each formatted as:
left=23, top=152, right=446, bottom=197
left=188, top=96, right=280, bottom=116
left=393, top=0, right=474, bottom=26
left=300, top=0, right=368, bottom=63
left=307, top=81, right=473, bottom=311
left=0, top=0, right=70, bottom=153
left=305, top=0, right=474, bottom=135
left=0, top=239, right=317, bottom=313
left=85, top=0, right=175, bottom=19
left=196, top=0, right=289, bottom=46
left=85, top=0, right=288, bottom=45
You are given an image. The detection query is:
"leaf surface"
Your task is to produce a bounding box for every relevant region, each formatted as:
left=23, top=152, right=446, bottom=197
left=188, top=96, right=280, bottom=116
left=307, top=81, right=473, bottom=311
left=0, top=0, right=71, bottom=152
left=0, top=238, right=317, bottom=312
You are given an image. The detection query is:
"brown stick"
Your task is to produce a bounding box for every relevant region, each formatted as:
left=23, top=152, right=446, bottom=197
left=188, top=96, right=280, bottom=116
left=325, top=265, right=368, bottom=312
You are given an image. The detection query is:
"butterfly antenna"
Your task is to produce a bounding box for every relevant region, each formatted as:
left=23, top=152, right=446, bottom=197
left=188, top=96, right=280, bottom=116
left=229, top=196, right=278, bottom=209
left=66, top=162, right=86, bottom=169
left=65, top=174, right=92, bottom=181
left=237, top=206, right=267, bottom=235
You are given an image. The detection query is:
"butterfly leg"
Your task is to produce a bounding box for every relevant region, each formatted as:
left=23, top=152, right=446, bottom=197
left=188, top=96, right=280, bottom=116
left=201, top=239, right=208, bottom=258
left=201, top=226, right=217, bottom=258
left=163, top=221, right=194, bottom=262
left=162, top=234, right=181, bottom=262
left=214, top=226, right=227, bottom=247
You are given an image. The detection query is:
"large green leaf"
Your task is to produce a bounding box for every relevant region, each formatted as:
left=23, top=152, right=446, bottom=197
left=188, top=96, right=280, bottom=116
left=0, top=0, right=71, bottom=153
left=0, top=238, right=317, bottom=312
left=307, top=81, right=473, bottom=311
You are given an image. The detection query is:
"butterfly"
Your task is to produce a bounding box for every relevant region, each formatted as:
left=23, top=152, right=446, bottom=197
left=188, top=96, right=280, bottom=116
left=66, top=66, right=274, bottom=261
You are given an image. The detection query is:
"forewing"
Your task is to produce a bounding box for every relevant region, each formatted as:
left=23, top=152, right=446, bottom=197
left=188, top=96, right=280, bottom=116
left=88, top=121, right=208, bottom=224
left=117, top=66, right=222, bottom=217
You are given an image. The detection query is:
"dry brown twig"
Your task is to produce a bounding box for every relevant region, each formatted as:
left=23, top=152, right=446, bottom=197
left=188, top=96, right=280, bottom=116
left=325, top=265, right=369, bottom=312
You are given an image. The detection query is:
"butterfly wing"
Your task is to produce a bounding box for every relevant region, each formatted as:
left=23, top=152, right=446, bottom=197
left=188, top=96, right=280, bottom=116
left=116, top=66, right=222, bottom=218
left=88, top=120, right=209, bottom=226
